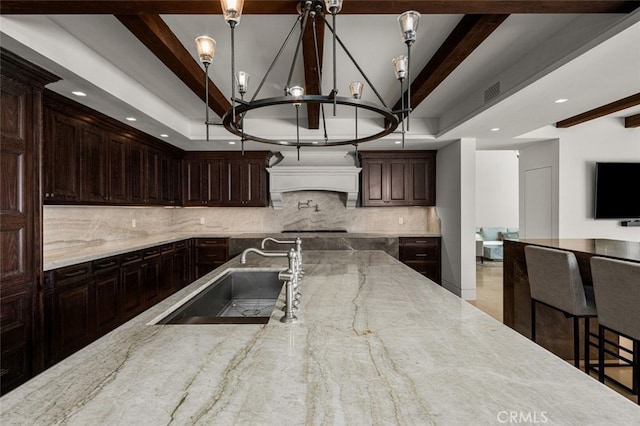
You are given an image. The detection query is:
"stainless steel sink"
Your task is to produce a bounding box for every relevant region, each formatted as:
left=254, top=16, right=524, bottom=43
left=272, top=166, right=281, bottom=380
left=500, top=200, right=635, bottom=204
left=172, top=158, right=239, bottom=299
left=157, top=270, right=283, bottom=324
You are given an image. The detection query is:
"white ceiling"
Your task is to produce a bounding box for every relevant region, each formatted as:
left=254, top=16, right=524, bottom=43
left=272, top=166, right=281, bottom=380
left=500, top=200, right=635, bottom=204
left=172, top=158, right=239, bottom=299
left=1, top=7, right=639, bottom=152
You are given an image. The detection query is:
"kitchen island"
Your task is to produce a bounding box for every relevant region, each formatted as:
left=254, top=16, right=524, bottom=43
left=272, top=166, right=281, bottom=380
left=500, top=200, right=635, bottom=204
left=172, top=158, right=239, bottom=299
left=2, top=250, right=638, bottom=424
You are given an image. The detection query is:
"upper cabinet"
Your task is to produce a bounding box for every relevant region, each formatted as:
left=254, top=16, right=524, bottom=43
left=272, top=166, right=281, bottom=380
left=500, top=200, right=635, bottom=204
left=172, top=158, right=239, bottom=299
left=359, top=151, right=436, bottom=207
left=182, top=152, right=271, bottom=207
left=42, top=91, right=183, bottom=206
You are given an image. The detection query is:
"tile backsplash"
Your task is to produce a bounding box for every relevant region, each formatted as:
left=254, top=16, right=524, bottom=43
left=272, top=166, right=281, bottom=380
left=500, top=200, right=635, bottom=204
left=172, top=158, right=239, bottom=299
left=44, top=191, right=440, bottom=250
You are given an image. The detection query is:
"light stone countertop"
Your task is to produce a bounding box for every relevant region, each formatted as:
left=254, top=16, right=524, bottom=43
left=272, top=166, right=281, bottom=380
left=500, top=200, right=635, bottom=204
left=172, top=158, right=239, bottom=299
left=43, top=232, right=441, bottom=271
left=4, top=250, right=639, bottom=425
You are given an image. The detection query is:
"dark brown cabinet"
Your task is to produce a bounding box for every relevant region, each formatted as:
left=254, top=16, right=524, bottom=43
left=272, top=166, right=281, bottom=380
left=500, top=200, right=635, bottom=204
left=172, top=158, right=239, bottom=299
left=120, top=253, right=145, bottom=322
left=194, top=238, right=229, bottom=279
left=225, top=154, right=270, bottom=206
left=42, top=91, right=183, bottom=207
left=1, top=49, right=60, bottom=395
left=359, top=151, right=436, bottom=207
left=183, top=156, right=224, bottom=206
left=399, top=237, right=442, bottom=284
left=108, top=135, right=128, bottom=204
left=183, top=152, right=270, bottom=207
left=79, top=126, right=108, bottom=203
left=45, top=263, right=93, bottom=363
left=173, top=240, right=192, bottom=289
left=92, top=257, right=120, bottom=337
left=43, top=112, right=81, bottom=202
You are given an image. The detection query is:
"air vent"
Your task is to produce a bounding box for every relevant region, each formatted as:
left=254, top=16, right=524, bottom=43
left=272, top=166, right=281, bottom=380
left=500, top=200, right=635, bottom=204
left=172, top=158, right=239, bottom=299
left=484, top=82, right=500, bottom=103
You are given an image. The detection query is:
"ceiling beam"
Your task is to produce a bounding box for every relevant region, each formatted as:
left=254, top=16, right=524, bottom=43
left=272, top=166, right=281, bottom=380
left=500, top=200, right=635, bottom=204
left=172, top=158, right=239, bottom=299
left=115, top=14, right=231, bottom=118
left=555, top=93, right=640, bottom=128
left=625, top=113, right=640, bottom=128
left=2, top=1, right=638, bottom=14
left=301, top=11, right=325, bottom=130
left=390, top=14, right=508, bottom=122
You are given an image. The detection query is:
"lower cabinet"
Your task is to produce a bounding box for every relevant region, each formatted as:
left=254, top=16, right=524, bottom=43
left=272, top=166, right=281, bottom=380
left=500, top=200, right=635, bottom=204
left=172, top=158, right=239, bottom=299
left=43, top=239, right=196, bottom=366
left=399, top=237, right=442, bottom=284
left=194, top=238, right=228, bottom=280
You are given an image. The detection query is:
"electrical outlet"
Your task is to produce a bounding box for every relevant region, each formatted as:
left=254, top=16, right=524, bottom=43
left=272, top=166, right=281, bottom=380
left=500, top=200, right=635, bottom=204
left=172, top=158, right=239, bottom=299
left=398, top=217, right=404, bottom=225
left=131, top=219, right=136, bottom=228
left=200, top=217, right=205, bottom=225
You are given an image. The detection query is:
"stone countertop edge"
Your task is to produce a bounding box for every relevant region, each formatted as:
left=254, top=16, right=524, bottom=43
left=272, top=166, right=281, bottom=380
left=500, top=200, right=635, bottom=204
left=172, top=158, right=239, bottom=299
left=43, top=232, right=441, bottom=271
left=2, top=250, right=638, bottom=425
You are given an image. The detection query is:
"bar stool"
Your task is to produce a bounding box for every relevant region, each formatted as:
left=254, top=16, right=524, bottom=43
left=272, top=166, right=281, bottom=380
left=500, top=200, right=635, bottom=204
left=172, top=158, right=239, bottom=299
left=524, top=246, right=597, bottom=373
left=590, top=256, right=639, bottom=404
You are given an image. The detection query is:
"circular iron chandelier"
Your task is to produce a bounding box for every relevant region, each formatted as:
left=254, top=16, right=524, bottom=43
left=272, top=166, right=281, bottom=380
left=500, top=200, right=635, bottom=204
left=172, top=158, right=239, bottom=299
left=196, top=0, right=421, bottom=152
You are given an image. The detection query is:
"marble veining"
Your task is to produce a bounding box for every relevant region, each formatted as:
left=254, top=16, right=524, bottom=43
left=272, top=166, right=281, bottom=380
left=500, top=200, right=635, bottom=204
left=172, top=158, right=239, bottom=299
left=3, top=251, right=639, bottom=425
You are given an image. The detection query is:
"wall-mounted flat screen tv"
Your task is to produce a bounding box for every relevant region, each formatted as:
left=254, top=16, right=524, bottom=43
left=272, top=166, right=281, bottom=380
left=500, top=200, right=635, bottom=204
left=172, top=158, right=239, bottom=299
left=594, top=162, right=640, bottom=219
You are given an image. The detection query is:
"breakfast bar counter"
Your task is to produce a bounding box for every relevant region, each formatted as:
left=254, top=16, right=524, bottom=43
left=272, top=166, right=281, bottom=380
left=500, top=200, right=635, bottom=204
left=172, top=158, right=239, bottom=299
left=2, top=250, right=639, bottom=424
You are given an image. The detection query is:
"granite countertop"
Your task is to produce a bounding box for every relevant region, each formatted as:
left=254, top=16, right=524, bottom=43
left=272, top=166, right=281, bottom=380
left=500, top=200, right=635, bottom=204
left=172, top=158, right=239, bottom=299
left=4, top=250, right=639, bottom=424
left=43, top=232, right=441, bottom=271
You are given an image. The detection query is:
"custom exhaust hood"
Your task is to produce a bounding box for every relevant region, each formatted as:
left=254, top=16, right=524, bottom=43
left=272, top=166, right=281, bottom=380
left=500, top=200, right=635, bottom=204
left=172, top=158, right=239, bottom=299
left=267, top=151, right=361, bottom=209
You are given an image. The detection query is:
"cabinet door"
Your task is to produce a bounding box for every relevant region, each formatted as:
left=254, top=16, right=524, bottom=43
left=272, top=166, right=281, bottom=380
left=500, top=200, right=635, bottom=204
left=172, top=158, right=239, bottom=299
left=409, top=157, right=436, bottom=206
left=159, top=245, right=175, bottom=297
left=142, top=248, right=161, bottom=308
left=93, top=257, right=120, bottom=337
left=79, top=125, right=108, bottom=203
left=205, top=158, right=224, bottom=205
left=108, top=135, right=128, bottom=204
left=183, top=158, right=207, bottom=206
left=43, top=111, right=80, bottom=202
left=128, top=141, right=146, bottom=204
left=146, top=148, right=161, bottom=204
left=120, top=259, right=145, bottom=321
left=361, top=158, right=386, bottom=206
left=173, top=241, right=191, bottom=289
left=387, top=159, right=409, bottom=205
left=45, top=263, right=94, bottom=362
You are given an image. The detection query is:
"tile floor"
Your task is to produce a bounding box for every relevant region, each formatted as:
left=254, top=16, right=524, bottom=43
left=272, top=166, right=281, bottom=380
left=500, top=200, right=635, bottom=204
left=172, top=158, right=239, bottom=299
left=470, top=260, right=638, bottom=405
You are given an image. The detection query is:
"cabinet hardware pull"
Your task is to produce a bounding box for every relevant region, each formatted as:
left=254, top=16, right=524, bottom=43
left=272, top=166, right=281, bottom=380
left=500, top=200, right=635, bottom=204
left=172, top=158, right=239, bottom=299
left=416, top=254, right=428, bottom=257
left=416, top=240, right=427, bottom=243
left=62, top=269, right=88, bottom=277
left=95, top=261, right=117, bottom=268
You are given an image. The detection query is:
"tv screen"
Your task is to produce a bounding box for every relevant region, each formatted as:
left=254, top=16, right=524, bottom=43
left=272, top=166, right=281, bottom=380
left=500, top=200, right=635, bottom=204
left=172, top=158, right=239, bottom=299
left=594, top=162, right=640, bottom=219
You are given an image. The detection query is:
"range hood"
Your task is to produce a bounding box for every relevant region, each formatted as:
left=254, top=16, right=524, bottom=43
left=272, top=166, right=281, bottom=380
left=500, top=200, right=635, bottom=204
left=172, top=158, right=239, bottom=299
left=267, top=151, right=362, bottom=209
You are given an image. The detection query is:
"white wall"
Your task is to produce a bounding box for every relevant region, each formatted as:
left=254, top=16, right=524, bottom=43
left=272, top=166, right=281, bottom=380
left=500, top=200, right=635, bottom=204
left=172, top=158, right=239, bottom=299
left=520, top=119, right=640, bottom=241
left=475, top=150, right=519, bottom=228
left=437, top=139, right=477, bottom=300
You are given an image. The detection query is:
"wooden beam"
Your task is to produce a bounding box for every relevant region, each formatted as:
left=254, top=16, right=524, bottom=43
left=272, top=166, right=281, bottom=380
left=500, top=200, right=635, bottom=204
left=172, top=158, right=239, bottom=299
left=556, top=93, right=640, bottom=128
left=301, top=10, right=325, bottom=129
left=625, top=113, right=640, bottom=128
left=115, top=14, right=231, bottom=118
left=2, top=1, right=638, bottom=15
left=390, top=14, right=508, bottom=120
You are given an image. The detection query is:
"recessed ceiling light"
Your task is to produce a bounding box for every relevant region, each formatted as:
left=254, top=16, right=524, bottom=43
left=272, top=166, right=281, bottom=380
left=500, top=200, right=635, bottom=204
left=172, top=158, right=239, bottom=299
left=71, top=91, right=87, bottom=97
left=160, top=134, right=169, bottom=138
left=125, top=117, right=137, bottom=121
left=229, top=141, right=236, bottom=145
left=554, top=98, right=568, bottom=103
left=491, top=127, right=500, bottom=132
left=312, top=141, right=319, bottom=144
left=394, top=141, right=402, bottom=145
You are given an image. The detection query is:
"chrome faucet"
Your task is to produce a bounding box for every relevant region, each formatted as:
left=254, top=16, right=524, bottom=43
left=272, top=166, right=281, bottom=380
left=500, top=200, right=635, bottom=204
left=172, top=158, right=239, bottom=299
left=278, top=248, right=299, bottom=324
left=260, top=237, right=303, bottom=273
left=240, top=247, right=289, bottom=264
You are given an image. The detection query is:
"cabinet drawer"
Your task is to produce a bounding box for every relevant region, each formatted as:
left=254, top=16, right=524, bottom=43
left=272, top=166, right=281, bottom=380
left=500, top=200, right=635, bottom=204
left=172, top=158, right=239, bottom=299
left=121, top=252, right=142, bottom=265
left=195, top=238, right=228, bottom=248
left=93, top=256, right=120, bottom=273
left=52, top=263, right=92, bottom=286
left=142, top=247, right=160, bottom=259
left=196, top=248, right=227, bottom=263
left=399, top=237, right=440, bottom=246
left=399, top=244, right=440, bottom=259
